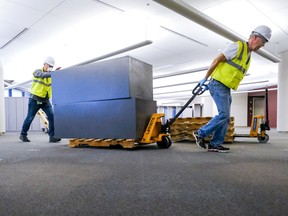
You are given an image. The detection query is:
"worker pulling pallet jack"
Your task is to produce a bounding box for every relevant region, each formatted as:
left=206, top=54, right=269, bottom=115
left=192, top=25, right=272, bottom=153
left=146, top=25, right=272, bottom=152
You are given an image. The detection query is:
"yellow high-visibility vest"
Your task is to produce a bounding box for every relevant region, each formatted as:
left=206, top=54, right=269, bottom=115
left=30, top=69, right=52, bottom=98
left=211, top=41, right=251, bottom=90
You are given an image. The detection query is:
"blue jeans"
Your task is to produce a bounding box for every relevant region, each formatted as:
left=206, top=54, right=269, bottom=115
left=198, top=79, right=232, bottom=147
left=21, top=98, right=55, bottom=137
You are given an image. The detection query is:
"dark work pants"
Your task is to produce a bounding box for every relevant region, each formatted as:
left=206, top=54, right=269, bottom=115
left=20, top=98, right=55, bottom=137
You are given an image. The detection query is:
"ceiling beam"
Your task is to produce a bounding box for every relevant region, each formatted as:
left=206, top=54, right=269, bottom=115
left=153, top=0, right=281, bottom=63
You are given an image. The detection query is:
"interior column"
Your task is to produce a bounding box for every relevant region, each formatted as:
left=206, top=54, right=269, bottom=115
left=0, top=58, right=5, bottom=134
left=277, top=51, right=288, bottom=132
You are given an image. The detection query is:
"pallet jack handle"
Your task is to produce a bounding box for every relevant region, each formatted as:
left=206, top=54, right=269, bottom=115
left=265, top=87, right=269, bottom=123
left=261, top=87, right=270, bottom=131
left=162, top=82, right=208, bottom=133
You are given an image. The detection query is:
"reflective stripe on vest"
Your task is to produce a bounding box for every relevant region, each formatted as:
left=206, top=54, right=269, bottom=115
left=211, top=41, right=251, bottom=90
left=33, top=79, right=51, bottom=87
left=226, top=41, right=251, bottom=74
left=30, top=69, right=52, bottom=98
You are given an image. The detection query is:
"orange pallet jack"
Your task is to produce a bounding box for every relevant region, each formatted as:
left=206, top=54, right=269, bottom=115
left=234, top=88, right=270, bottom=143
left=138, top=83, right=207, bottom=148
left=37, top=109, right=49, bottom=133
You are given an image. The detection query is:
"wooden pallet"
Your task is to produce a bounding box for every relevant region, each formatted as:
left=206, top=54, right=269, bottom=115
left=170, top=117, right=235, bottom=143
left=69, top=138, right=136, bottom=149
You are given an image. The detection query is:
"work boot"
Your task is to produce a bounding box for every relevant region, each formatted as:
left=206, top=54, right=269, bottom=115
left=19, top=134, right=30, bottom=142
left=49, top=137, right=61, bottom=143
left=208, top=143, right=230, bottom=153
left=193, top=131, right=206, bottom=149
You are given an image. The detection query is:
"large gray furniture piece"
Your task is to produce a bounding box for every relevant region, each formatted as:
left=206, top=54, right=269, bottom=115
left=52, top=56, right=156, bottom=140
left=52, top=56, right=153, bottom=104
left=54, top=98, right=156, bottom=139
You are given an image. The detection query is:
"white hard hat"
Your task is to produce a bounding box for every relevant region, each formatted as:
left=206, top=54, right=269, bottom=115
left=44, top=56, right=55, bottom=67
left=252, top=25, right=272, bottom=42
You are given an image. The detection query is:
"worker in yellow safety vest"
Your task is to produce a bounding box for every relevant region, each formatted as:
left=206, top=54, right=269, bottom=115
left=20, top=56, right=62, bottom=143
left=193, top=25, right=272, bottom=153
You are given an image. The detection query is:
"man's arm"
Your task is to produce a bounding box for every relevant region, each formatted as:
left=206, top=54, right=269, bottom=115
left=204, top=53, right=227, bottom=80
left=33, top=69, right=51, bottom=78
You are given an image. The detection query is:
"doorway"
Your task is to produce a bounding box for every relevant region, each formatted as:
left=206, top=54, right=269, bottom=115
left=193, top=104, right=203, bottom=117
left=253, top=97, right=264, bottom=116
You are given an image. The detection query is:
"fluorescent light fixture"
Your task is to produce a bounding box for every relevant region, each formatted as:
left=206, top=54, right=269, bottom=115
left=154, top=81, right=197, bottom=89
left=154, top=89, right=194, bottom=95
left=0, top=28, right=28, bottom=49
left=154, top=66, right=209, bottom=79
left=154, top=94, right=199, bottom=100
left=234, top=88, right=277, bottom=94
left=71, top=40, right=153, bottom=67
left=158, top=103, right=182, bottom=106
left=155, top=64, right=173, bottom=70
left=240, top=80, right=269, bottom=86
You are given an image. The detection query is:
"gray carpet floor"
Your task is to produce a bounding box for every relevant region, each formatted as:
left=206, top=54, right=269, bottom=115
left=0, top=128, right=288, bottom=216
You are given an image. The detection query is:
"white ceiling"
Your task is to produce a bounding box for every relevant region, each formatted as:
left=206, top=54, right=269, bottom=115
left=1, top=0, right=288, bottom=105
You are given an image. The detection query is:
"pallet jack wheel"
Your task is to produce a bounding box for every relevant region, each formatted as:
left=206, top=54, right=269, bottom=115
left=157, top=136, right=172, bottom=149
left=257, top=133, right=269, bottom=143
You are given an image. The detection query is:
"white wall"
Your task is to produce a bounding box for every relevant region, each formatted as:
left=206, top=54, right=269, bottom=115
left=4, top=90, right=25, bottom=97
left=156, top=93, right=248, bottom=126
left=199, top=95, right=216, bottom=117
left=231, top=93, right=248, bottom=126
left=178, top=106, right=193, bottom=118
left=277, top=51, right=288, bottom=132
left=0, top=59, right=5, bottom=133
left=195, top=92, right=248, bottom=126
left=5, top=97, right=42, bottom=132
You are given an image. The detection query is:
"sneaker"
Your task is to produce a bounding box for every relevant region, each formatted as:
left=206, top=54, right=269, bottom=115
left=19, top=134, right=30, bottom=142
left=49, top=137, right=61, bottom=143
left=208, top=143, right=230, bottom=153
left=193, top=131, right=206, bottom=149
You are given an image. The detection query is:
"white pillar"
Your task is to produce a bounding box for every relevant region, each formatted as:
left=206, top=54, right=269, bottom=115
left=0, top=58, right=5, bottom=134
left=201, top=95, right=215, bottom=117
left=277, top=51, right=288, bottom=132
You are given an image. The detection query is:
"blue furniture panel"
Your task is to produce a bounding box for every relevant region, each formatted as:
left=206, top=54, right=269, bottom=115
left=52, top=56, right=153, bottom=105
left=54, top=98, right=156, bottom=139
